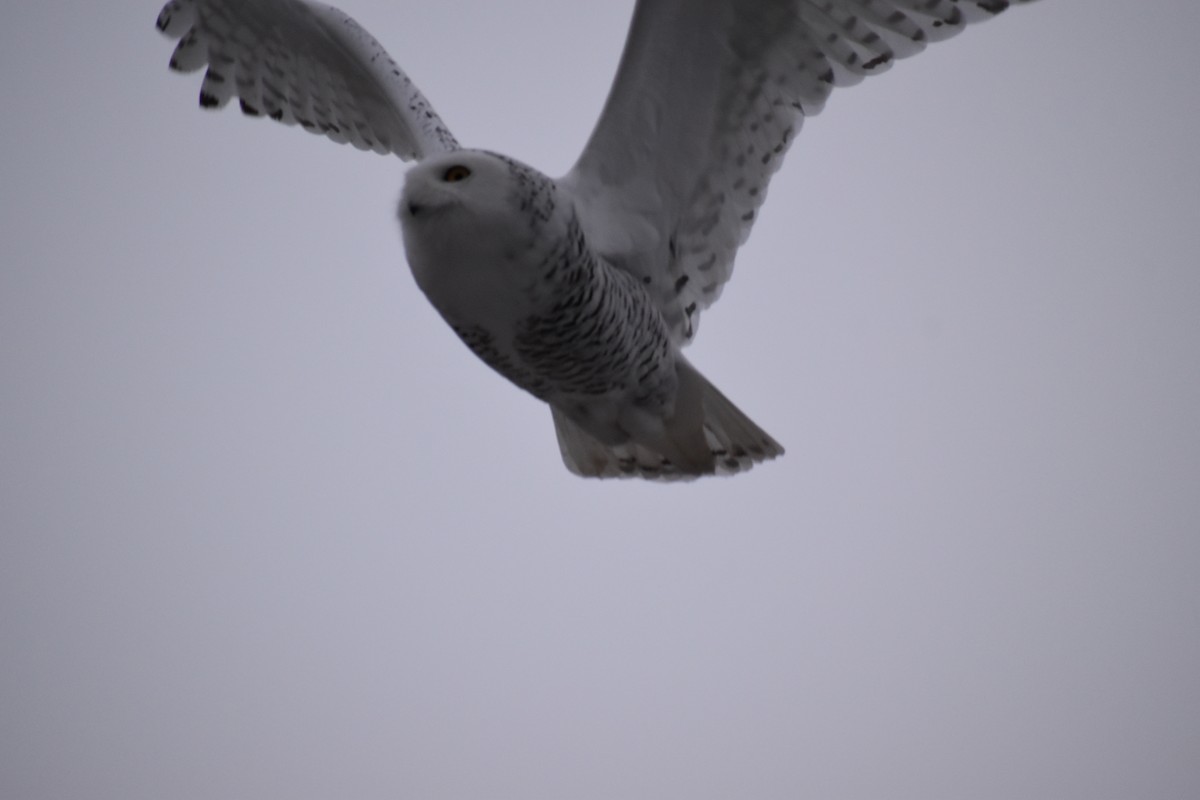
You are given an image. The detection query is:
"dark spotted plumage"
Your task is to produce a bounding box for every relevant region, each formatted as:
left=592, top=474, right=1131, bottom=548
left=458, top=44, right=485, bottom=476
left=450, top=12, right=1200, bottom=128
left=491, top=152, right=556, bottom=231
left=516, top=215, right=673, bottom=406
left=426, top=154, right=679, bottom=413
left=451, top=324, right=547, bottom=396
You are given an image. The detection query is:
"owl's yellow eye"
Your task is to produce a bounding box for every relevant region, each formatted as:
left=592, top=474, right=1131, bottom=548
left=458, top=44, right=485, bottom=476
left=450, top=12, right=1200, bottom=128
left=442, top=165, right=472, bottom=182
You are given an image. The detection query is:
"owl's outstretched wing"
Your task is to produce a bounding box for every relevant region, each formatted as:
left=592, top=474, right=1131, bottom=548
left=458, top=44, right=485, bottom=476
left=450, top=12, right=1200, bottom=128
left=563, top=0, right=1036, bottom=343
left=155, top=0, right=457, bottom=159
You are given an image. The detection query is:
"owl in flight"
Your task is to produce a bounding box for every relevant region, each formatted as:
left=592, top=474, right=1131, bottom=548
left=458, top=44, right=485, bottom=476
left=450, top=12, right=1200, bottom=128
left=155, top=0, right=1036, bottom=479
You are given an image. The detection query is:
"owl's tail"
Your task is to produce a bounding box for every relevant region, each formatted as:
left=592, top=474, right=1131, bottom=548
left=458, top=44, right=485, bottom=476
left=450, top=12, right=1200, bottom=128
left=551, top=359, right=783, bottom=480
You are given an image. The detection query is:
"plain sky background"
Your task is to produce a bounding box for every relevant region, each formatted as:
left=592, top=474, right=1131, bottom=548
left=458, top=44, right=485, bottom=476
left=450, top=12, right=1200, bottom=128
left=3, top=1, right=1199, bottom=798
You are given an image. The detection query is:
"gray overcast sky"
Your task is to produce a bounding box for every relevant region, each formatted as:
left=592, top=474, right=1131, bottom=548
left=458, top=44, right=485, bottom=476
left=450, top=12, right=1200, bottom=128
left=3, top=2, right=1199, bottom=798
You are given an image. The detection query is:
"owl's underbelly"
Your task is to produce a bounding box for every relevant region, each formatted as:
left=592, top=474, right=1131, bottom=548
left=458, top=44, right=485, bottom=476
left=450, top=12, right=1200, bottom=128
left=445, top=250, right=678, bottom=417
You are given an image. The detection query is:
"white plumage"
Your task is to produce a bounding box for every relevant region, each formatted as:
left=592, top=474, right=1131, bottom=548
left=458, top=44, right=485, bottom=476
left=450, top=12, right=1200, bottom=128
left=155, top=0, right=1038, bottom=479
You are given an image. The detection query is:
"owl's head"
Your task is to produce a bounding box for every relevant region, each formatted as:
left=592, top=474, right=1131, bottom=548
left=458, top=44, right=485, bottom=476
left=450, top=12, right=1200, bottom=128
left=402, top=151, right=503, bottom=223
left=399, top=149, right=566, bottom=320
left=400, top=149, right=559, bottom=241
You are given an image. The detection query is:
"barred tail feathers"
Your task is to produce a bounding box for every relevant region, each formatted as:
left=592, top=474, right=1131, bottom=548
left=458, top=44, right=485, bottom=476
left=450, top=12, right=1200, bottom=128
left=684, top=358, right=784, bottom=473
left=551, top=360, right=783, bottom=480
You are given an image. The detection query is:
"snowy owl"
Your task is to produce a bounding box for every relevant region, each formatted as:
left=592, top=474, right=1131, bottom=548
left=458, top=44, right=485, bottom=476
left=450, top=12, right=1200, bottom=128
left=155, top=0, right=1037, bottom=480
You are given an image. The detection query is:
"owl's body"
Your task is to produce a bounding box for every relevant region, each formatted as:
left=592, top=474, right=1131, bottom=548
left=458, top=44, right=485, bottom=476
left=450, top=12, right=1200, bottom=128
left=153, top=0, right=1038, bottom=479
left=401, top=151, right=781, bottom=477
